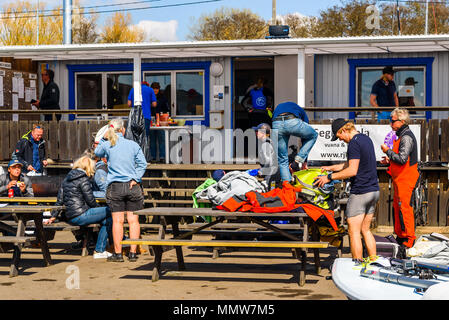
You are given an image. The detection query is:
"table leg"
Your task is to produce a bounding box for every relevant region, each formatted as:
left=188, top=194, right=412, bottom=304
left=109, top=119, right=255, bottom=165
left=152, top=245, right=163, bottom=282
left=33, top=216, right=52, bottom=266
left=171, top=222, right=185, bottom=271
left=9, top=216, right=26, bottom=277
left=310, top=224, right=321, bottom=275
left=296, top=248, right=306, bottom=287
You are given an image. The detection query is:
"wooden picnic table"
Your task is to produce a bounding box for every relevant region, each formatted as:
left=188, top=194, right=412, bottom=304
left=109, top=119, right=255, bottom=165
left=129, top=207, right=328, bottom=286
left=0, top=205, right=64, bottom=277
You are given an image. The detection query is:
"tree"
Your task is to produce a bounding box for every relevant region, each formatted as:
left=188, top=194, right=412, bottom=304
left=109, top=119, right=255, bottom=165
left=189, top=7, right=267, bottom=41
left=72, top=1, right=99, bottom=44
left=0, top=1, right=62, bottom=45
left=99, top=12, right=144, bottom=43
left=312, top=0, right=382, bottom=37
left=276, top=13, right=318, bottom=38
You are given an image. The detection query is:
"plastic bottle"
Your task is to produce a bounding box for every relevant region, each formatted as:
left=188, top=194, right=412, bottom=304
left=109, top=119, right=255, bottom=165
left=8, top=188, right=14, bottom=198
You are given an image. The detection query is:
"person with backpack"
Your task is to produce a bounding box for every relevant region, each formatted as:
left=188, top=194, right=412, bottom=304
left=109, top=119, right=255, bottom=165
left=381, top=108, right=419, bottom=248
left=314, top=119, right=379, bottom=263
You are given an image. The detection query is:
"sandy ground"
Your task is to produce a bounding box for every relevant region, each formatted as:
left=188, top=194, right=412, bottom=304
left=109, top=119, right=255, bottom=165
left=0, top=230, right=350, bottom=300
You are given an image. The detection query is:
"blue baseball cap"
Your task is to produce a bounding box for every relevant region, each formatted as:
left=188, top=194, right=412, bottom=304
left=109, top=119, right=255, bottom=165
left=252, top=123, right=271, bottom=135
left=212, top=169, right=225, bottom=182
left=8, top=159, right=23, bottom=168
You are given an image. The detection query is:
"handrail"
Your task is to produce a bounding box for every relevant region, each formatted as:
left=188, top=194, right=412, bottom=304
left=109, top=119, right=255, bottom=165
left=0, top=109, right=130, bottom=115
left=0, top=106, right=449, bottom=115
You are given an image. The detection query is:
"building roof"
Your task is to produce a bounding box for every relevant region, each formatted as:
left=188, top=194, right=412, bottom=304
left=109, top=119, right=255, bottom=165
left=1, top=34, right=449, bottom=61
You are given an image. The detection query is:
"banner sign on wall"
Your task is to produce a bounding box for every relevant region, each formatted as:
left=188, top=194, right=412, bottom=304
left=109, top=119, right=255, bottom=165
left=308, top=124, right=421, bottom=161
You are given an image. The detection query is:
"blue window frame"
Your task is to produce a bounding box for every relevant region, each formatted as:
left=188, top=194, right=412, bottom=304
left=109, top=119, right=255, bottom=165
left=348, top=57, right=434, bottom=120
left=67, top=61, right=211, bottom=126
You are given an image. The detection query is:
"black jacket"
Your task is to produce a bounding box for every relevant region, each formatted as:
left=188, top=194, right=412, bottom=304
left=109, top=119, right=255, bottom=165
left=39, top=80, right=60, bottom=110
left=51, top=169, right=98, bottom=221
left=13, top=131, right=46, bottom=173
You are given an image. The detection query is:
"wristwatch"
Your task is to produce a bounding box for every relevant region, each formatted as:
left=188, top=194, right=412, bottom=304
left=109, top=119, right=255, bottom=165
left=327, top=173, right=333, bottom=181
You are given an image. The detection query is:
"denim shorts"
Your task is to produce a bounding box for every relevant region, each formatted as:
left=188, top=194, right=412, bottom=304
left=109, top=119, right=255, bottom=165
left=106, top=181, right=144, bottom=213
left=346, top=191, right=380, bottom=218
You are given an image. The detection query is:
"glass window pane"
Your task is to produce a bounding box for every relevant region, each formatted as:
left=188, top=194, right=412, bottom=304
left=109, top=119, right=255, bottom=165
left=144, top=73, right=172, bottom=108
left=356, top=67, right=425, bottom=117
left=176, top=72, right=204, bottom=116
left=76, top=74, right=102, bottom=110
left=357, top=69, right=382, bottom=107
left=395, top=69, right=425, bottom=107
left=107, top=73, right=132, bottom=109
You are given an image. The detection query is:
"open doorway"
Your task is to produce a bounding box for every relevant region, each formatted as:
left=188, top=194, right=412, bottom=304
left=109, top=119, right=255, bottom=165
left=233, top=57, right=274, bottom=132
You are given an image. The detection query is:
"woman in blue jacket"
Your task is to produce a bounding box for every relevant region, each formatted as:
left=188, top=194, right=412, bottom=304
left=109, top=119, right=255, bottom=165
left=95, top=118, right=147, bottom=262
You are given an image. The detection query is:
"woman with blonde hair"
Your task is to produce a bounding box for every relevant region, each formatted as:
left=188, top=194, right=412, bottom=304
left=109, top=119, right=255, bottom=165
left=45, top=155, right=113, bottom=259
left=314, top=119, right=379, bottom=263
left=95, top=118, right=147, bottom=262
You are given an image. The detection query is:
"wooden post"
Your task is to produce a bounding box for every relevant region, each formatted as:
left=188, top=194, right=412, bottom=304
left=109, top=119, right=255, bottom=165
left=377, top=171, right=390, bottom=226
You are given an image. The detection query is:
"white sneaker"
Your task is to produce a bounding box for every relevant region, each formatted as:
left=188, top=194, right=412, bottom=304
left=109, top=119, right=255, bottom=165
left=93, top=251, right=113, bottom=259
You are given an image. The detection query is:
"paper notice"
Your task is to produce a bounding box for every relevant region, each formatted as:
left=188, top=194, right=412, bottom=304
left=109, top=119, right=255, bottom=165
left=0, top=76, right=3, bottom=90
left=0, top=91, right=3, bottom=107
left=18, top=78, right=24, bottom=99
left=25, top=87, right=32, bottom=102
left=30, top=79, right=36, bottom=88
left=12, top=93, right=18, bottom=121
left=12, top=77, right=18, bottom=92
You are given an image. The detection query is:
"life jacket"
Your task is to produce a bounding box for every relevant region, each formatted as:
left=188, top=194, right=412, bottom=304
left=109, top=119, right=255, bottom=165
left=387, top=126, right=419, bottom=183
left=292, top=169, right=334, bottom=210
left=250, top=87, right=267, bottom=110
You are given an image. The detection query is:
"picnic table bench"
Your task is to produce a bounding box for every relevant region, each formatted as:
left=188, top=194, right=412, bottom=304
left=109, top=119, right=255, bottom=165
left=0, top=198, right=103, bottom=258
left=122, top=207, right=329, bottom=286
left=0, top=205, right=63, bottom=277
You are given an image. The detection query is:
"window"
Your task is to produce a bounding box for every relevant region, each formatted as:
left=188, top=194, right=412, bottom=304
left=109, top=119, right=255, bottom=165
left=144, top=72, right=172, bottom=110
left=76, top=74, right=102, bottom=110
left=348, top=57, right=433, bottom=120
left=75, top=72, right=132, bottom=115
left=69, top=62, right=210, bottom=123
left=107, top=73, right=132, bottom=109
left=143, top=70, right=205, bottom=117
left=356, top=66, right=426, bottom=118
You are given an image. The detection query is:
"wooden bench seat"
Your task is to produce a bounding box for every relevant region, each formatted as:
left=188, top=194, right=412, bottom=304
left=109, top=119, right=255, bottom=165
left=0, top=236, right=36, bottom=243
left=121, top=238, right=328, bottom=286
left=0, top=220, right=100, bottom=256
left=122, top=238, right=328, bottom=248
left=131, top=222, right=304, bottom=230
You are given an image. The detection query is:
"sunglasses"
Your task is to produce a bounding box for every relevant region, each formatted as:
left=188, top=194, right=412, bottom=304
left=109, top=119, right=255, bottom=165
left=390, top=119, right=401, bottom=123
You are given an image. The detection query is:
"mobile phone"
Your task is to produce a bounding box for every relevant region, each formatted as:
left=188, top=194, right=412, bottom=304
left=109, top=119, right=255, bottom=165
left=30, top=99, right=37, bottom=104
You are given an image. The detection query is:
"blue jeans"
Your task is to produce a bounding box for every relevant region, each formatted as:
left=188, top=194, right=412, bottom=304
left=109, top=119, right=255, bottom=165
left=69, top=207, right=112, bottom=253
left=150, top=129, right=165, bottom=160
left=272, top=118, right=318, bottom=182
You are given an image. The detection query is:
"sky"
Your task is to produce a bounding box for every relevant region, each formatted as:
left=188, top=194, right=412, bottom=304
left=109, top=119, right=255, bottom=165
left=0, top=0, right=338, bottom=42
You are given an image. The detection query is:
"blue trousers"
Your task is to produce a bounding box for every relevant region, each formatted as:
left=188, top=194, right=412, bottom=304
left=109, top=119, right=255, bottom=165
left=272, top=118, right=318, bottom=182
left=69, top=207, right=112, bottom=253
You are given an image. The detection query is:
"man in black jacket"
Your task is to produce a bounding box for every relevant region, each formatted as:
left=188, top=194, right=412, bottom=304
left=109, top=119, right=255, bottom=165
left=12, top=125, right=48, bottom=174
left=32, top=69, right=60, bottom=121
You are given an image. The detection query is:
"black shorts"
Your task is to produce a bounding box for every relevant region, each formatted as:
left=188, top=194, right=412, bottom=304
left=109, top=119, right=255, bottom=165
left=106, top=181, right=144, bottom=213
